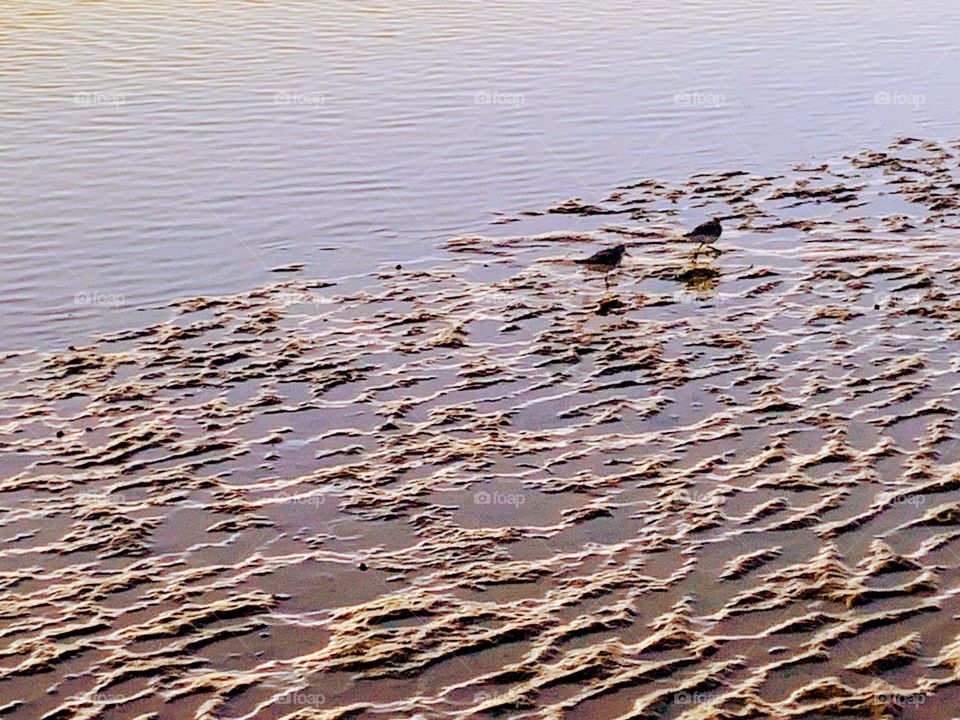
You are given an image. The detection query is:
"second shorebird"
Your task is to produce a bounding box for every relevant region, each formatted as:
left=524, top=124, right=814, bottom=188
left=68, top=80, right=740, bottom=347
left=575, top=244, right=626, bottom=268
left=685, top=217, right=722, bottom=258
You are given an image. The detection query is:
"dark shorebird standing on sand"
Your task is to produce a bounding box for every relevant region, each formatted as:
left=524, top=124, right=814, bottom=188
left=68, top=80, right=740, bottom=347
left=575, top=244, right=626, bottom=268
left=685, top=218, right=722, bottom=258
left=575, top=244, right=627, bottom=290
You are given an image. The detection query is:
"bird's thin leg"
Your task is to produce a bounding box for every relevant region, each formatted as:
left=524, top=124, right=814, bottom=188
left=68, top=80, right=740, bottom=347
left=693, top=241, right=705, bottom=260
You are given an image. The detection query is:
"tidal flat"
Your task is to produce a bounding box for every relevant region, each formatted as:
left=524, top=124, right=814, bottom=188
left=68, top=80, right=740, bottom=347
left=3, top=138, right=960, bottom=718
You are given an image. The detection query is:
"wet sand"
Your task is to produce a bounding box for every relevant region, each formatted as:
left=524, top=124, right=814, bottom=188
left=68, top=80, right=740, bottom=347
left=4, top=137, right=960, bottom=718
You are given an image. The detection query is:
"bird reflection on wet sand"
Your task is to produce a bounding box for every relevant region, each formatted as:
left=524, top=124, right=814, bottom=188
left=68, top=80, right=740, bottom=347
left=676, top=260, right=722, bottom=294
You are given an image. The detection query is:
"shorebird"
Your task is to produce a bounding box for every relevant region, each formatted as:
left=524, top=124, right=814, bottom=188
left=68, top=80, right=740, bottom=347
left=685, top=218, right=722, bottom=258
left=575, top=244, right=626, bottom=268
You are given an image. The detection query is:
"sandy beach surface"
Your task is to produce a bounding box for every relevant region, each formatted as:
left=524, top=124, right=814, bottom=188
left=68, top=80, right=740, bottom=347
left=4, top=138, right=960, bottom=718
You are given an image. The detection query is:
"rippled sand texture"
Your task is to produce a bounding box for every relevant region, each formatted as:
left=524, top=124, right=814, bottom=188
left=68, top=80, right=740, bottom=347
left=6, top=138, right=960, bottom=719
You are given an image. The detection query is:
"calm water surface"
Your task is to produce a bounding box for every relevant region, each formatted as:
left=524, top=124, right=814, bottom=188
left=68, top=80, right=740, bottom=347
left=1, top=0, right=958, bottom=350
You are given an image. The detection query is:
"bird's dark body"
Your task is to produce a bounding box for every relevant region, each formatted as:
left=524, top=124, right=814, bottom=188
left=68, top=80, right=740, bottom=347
left=576, top=244, right=626, bottom=267
left=685, top=218, right=722, bottom=242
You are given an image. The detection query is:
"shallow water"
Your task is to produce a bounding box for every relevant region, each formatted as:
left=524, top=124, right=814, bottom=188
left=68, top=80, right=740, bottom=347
left=2, top=0, right=960, bottom=350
